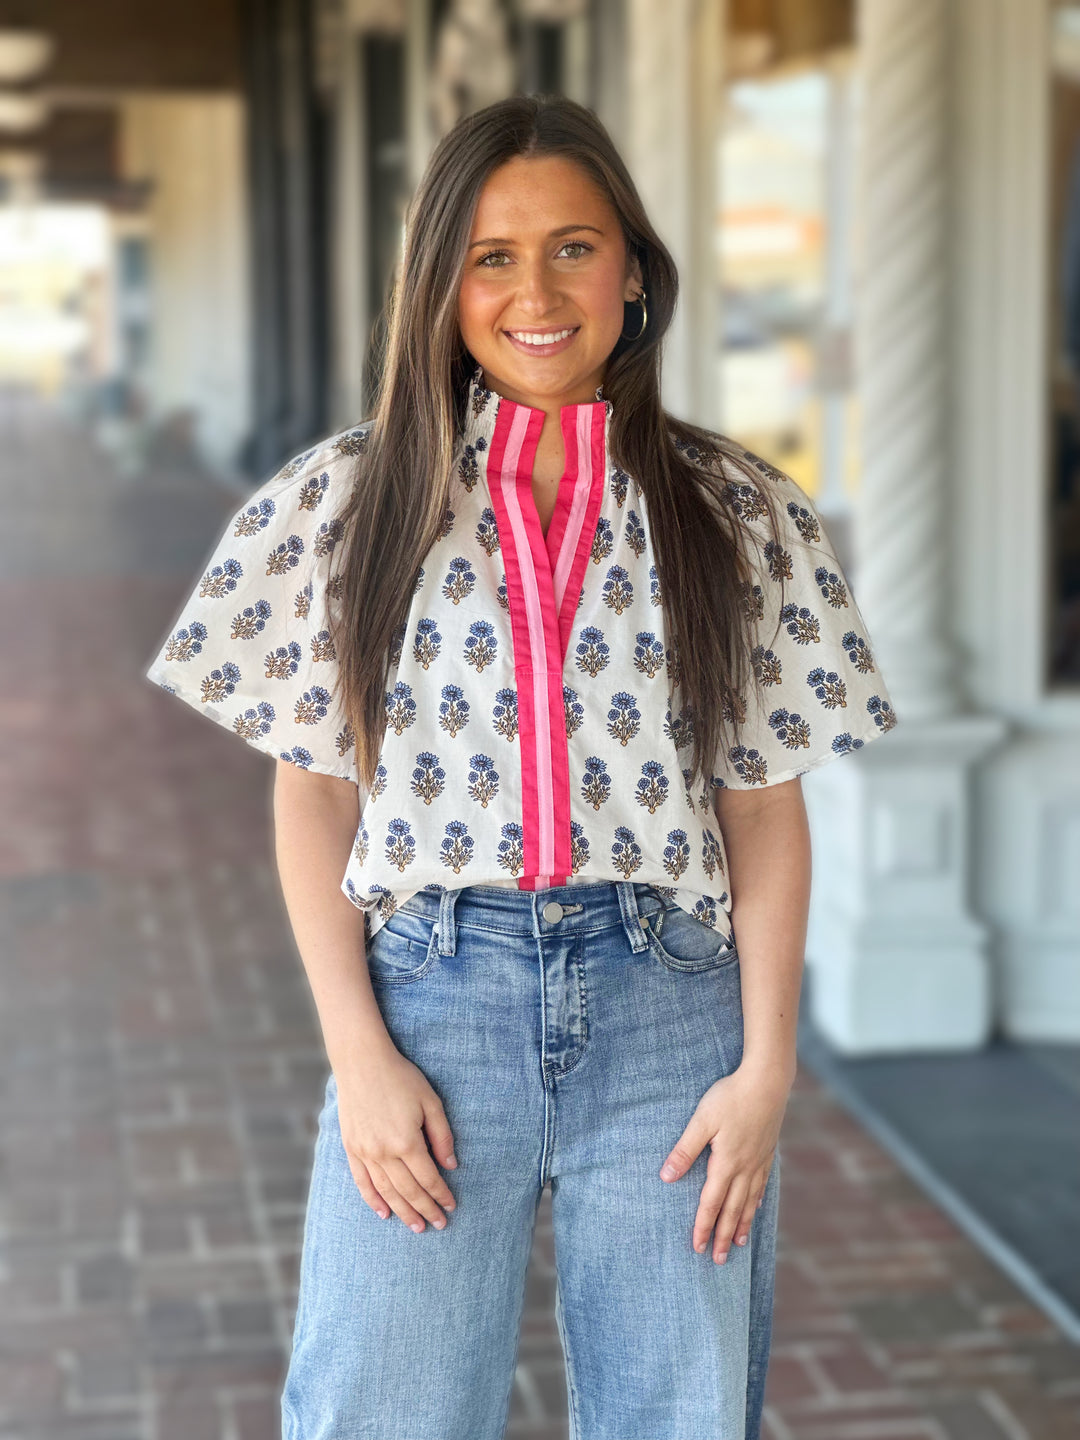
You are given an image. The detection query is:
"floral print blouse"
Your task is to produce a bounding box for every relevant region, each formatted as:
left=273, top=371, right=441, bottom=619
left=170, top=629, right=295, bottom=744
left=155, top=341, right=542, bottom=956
left=145, top=365, right=897, bottom=942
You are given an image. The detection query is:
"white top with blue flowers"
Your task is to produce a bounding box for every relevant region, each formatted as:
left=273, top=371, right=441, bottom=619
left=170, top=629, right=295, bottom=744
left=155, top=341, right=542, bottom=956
left=144, top=366, right=897, bottom=942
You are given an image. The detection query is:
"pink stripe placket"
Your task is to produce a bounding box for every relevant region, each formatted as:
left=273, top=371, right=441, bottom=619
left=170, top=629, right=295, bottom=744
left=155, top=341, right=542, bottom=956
left=486, top=393, right=608, bottom=890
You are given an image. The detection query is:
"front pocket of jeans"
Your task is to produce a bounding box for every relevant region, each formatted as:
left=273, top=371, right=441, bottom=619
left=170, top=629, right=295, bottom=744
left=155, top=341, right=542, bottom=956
left=364, top=909, right=439, bottom=983
left=646, top=904, right=738, bottom=973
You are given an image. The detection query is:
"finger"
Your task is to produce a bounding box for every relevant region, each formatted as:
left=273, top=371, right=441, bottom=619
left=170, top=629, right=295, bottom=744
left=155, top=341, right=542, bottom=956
left=660, top=1133, right=705, bottom=1182
left=423, top=1104, right=459, bottom=1171
left=364, top=1158, right=429, bottom=1232
left=733, top=1190, right=763, bottom=1249
left=350, top=1158, right=392, bottom=1219
left=383, top=1155, right=452, bottom=1231
left=408, top=1143, right=458, bottom=1213
left=712, top=1174, right=752, bottom=1264
left=692, top=1176, right=728, bottom=1254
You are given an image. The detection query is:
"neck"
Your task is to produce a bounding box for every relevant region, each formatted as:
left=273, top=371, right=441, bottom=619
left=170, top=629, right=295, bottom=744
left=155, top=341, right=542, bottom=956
left=479, top=367, right=606, bottom=418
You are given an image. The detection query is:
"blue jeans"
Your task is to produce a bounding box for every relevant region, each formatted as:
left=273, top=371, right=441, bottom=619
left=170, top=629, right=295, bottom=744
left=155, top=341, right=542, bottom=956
left=280, top=880, right=781, bottom=1439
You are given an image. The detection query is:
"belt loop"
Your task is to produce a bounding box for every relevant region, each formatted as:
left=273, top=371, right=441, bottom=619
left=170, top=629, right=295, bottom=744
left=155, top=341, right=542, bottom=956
left=616, top=881, right=649, bottom=953
left=437, top=886, right=462, bottom=956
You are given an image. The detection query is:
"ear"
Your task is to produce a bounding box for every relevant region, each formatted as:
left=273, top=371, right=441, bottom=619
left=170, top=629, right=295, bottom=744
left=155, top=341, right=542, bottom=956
left=624, top=248, right=644, bottom=300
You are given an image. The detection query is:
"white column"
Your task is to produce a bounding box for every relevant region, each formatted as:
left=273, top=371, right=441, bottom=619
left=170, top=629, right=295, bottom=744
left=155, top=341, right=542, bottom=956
left=624, top=0, right=724, bottom=427
left=803, top=0, right=1007, bottom=1055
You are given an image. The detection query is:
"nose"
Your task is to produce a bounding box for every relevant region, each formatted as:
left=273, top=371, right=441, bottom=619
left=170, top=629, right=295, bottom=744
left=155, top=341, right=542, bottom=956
left=514, top=258, right=562, bottom=316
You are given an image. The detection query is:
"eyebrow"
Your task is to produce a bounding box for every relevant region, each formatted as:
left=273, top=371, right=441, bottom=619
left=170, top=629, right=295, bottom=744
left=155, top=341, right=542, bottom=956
left=468, top=224, right=605, bottom=249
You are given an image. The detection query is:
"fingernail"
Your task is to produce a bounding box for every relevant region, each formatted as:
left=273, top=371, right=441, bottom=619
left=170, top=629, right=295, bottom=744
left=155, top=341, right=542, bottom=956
left=661, top=1164, right=677, bottom=1180
left=377, top=1209, right=389, bottom=1219
left=410, top=1222, right=424, bottom=1233
left=715, top=1250, right=728, bottom=1264
left=446, top=1154, right=458, bottom=1168
left=736, top=1234, right=748, bottom=1245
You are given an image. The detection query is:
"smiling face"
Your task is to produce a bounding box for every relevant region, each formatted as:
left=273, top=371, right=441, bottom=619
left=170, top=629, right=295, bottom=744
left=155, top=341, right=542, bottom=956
left=456, top=154, right=644, bottom=411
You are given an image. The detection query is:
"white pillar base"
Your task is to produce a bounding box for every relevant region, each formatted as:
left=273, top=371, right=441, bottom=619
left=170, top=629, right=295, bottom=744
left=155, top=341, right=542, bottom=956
left=802, top=713, right=1009, bottom=1056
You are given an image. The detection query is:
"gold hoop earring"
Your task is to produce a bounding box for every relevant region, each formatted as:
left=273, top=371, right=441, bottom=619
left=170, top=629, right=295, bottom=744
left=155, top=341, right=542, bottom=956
left=620, top=289, right=647, bottom=341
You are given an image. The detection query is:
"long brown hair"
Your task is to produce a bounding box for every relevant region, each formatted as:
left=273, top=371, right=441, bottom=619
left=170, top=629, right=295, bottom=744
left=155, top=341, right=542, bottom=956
left=330, top=93, right=789, bottom=794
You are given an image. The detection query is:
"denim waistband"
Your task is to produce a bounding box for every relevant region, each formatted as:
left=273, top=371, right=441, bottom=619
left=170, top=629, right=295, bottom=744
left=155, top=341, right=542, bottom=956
left=398, top=880, right=670, bottom=956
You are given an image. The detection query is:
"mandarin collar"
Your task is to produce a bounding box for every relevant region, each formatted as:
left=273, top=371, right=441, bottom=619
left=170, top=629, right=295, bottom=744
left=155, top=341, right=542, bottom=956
left=461, top=361, right=613, bottom=451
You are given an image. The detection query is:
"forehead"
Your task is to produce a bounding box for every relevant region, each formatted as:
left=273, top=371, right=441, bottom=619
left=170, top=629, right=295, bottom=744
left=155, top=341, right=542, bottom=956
left=469, top=155, right=615, bottom=234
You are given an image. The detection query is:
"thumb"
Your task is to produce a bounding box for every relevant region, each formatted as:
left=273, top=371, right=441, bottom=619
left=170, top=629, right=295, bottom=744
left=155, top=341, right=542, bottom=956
left=659, top=1123, right=707, bottom=1182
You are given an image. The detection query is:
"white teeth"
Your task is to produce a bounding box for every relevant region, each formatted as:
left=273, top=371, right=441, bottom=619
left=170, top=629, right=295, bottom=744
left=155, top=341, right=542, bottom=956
left=508, top=327, right=576, bottom=345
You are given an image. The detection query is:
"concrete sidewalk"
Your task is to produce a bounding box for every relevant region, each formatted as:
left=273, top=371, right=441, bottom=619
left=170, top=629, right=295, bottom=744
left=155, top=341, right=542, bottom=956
left=0, top=394, right=1077, bottom=1439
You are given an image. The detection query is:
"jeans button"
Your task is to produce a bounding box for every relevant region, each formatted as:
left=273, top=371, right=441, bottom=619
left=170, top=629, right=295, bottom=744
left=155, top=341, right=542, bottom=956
left=542, top=900, right=564, bottom=923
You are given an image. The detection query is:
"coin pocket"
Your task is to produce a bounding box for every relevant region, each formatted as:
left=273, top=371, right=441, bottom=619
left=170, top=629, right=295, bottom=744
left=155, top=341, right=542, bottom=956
left=364, top=907, right=439, bottom=983
left=646, top=902, right=738, bottom=973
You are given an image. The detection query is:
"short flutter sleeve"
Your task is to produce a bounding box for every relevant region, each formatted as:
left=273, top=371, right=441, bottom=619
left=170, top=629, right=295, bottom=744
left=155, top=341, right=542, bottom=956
left=709, top=448, right=898, bottom=790
left=144, top=427, right=371, bottom=785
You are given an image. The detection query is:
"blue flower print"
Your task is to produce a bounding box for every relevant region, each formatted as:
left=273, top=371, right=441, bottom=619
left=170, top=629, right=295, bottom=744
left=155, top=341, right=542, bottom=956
left=752, top=643, right=783, bottom=687
left=635, top=760, right=669, bottom=813
left=370, top=762, right=388, bottom=801
left=234, top=701, right=274, bottom=741
left=201, top=661, right=241, bottom=704
left=701, top=828, right=725, bottom=880
left=440, top=820, right=474, bottom=873
left=439, top=683, right=470, bottom=737
left=477, top=506, right=501, bottom=556
left=385, top=818, right=416, bottom=872
left=266, top=533, right=305, bottom=577
left=575, top=626, right=610, bottom=678
left=164, top=620, right=209, bottom=663
left=467, top=753, right=499, bottom=807
left=610, top=467, right=630, bottom=507
left=867, top=695, right=897, bottom=731
left=563, top=686, right=584, bottom=738
left=497, top=822, right=524, bottom=876
left=464, top=619, right=498, bottom=673
left=265, top=640, right=303, bottom=680
left=814, top=565, right=849, bottom=609
left=591, top=516, right=614, bottom=564
left=602, top=564, right=633, bottom=614
left=353, top=818, right=370, bottom=865
left=492, top=688, right=518, bottom=742
left=663, top=829, right=690, bottom=881
left=569, top=821, right=590, bottom=873
left=611, top=826, right=643, bottom=878
left=297, top=470, right=331, bottom=510
left=806, top=666, right=847, bottom=710
left=768, top=707, right=812, bottom=752
left=438, top=505, right=456, bottom=541
left=649, top=563, right=661, bottom=606
left=624, top=508, right=646, bottom=558
left=280, top=745, right=315, bottom=770
left=295, top=685, right=332, bottom=727
left=633, top=631, right=665, bottom=679
left=786, top=498, right=823, bottom=544
left=607, top=691, right=641, bottom=746
left=582, top=756, right=611, bottom=810
left=414, top=617, right=442, bottom=669
left=230, top=601, right=271, bottom=642
left=200, top=556, right=243, bottom=599
left=411, top=751, right=446, bottom=805
left=842, top=630, right=877, bottom=674
left=443, top=556, right=477, bottom=604
left=780, top=602, right=820, bottom=645
left=727, top=745, right=769, bottom=785
left=385, top=680, right=418, bottom=735
left=233, top=495, right=276, bottom=537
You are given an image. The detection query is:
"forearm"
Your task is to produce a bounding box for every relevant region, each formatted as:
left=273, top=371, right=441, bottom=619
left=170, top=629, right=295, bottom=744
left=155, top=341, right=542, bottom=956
left=272, top=763, right=396, bottom=1081
left=716, top=779, right=811, bottom=1089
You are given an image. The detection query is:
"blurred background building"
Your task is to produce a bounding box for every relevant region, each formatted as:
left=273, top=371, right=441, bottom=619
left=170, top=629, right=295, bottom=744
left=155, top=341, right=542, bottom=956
left=1, top=1, right=1079, bottom=1430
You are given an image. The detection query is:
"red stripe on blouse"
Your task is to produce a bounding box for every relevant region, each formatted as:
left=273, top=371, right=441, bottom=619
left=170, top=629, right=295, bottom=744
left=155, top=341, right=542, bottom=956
left=486, top=395, right=607, bottom=890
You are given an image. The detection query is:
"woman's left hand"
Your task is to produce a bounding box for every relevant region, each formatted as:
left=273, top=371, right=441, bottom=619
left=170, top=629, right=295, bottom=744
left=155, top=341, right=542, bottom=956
left=658, top=1062, right=792, bottom=1264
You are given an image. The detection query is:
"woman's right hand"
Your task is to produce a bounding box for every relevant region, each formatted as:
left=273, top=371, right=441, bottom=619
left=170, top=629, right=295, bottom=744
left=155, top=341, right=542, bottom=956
left=335, top=1044, right=459, bottom=1232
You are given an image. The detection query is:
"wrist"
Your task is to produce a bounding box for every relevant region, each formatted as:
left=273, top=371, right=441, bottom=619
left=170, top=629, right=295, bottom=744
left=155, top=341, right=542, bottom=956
left=737, top=1051, right=796, bottom=1093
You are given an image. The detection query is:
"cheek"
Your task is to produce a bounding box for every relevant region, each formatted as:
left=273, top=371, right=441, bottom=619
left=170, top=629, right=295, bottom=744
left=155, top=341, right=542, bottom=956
left=457, top=278, right=498, bottom=340
left=572, top=266, right=631, bottom=329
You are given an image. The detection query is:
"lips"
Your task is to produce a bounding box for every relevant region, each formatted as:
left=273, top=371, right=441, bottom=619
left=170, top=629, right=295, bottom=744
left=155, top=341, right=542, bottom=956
left=503, top=326, right=580, bottom=355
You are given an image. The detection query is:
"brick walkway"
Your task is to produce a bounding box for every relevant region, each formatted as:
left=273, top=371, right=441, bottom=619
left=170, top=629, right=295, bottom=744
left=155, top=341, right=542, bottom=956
left=1, top=394, right=1077, bottom=1439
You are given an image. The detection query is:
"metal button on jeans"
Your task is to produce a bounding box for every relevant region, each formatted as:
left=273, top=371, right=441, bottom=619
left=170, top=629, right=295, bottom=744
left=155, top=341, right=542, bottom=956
left=542, top=901, right=564, bottom=923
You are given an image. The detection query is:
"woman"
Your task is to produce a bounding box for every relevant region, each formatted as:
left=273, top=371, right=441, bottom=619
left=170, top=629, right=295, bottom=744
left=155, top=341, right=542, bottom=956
left=146, top=94, right=896, bottom=1440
